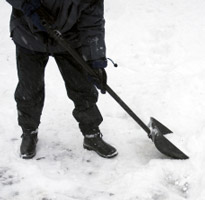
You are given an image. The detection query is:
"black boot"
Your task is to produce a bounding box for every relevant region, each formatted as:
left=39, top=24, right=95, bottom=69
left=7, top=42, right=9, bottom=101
left=20, top=129, right=38, bottom=159
left=83, top=132, right=118, bottom=158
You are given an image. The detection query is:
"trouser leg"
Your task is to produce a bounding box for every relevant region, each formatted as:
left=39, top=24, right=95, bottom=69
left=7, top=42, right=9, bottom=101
left=15, top=45, right=49, bottom=132
left=54, top=53, right=103, bottom=135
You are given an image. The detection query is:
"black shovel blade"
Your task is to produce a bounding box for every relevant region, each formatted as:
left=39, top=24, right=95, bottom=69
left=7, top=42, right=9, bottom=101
left=153, top=134, right=189, bottom=159
left=149, top=117, right=189, bottom=159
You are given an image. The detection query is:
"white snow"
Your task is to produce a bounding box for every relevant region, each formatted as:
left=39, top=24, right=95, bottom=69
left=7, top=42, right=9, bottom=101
left=1, top=0, right=205, bottom=199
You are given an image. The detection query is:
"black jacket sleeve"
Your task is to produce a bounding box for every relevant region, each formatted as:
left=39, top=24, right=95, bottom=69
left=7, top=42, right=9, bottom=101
left=6, top=0, right=25, bottom=10
left=77, top=0, right=106, bottom=61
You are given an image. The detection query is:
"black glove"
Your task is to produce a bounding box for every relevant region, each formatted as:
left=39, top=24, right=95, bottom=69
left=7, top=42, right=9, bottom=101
left=88, top=58, right=107, bottom=94
left=21, top=0, right=45, bottom=31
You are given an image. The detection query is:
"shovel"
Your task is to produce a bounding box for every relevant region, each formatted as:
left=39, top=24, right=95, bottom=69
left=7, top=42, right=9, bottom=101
left=106, top=85, right=189, bottom=159
left=38, top=9, right=189, bottom=159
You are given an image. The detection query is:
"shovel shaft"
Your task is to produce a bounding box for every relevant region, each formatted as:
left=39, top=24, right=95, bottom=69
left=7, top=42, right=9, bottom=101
left=39, top=13, right=151, bottom=135
left=106, top=85, right=151, bottom=134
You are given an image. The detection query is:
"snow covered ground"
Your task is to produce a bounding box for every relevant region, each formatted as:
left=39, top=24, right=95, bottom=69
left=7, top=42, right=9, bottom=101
left=1, top=0, right=205, bottom=199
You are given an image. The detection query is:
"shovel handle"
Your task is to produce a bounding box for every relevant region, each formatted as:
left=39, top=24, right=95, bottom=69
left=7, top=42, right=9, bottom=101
left=105, top=85, right=151, bottom=134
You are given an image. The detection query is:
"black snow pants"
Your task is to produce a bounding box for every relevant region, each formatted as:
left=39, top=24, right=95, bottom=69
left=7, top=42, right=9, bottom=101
left=15, top=45, right=103, bottom=136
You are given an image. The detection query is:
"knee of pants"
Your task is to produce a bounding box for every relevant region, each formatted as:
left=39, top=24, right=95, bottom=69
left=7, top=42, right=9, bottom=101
left=70, top=86, right=99, bottom=108
left=15, top=82, right=45, bottom=106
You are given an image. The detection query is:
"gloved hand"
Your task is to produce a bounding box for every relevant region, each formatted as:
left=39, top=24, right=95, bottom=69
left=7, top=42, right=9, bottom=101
left=88, top=58, right=108, bottom=94
left=21, top=0, right=45, bottom=31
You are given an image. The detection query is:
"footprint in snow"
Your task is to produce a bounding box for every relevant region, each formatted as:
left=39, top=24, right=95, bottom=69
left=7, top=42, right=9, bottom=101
left=0, top=167, right=20, bottom=186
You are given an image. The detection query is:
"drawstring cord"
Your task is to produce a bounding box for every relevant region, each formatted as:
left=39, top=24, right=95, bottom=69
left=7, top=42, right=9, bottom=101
left=107, top=58, right=118, bottom=67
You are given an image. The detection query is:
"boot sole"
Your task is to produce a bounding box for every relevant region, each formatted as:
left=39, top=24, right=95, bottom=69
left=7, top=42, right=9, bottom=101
left=83, top=144, right=118, bottom=158
left=20, top=151, right=36, bottom=159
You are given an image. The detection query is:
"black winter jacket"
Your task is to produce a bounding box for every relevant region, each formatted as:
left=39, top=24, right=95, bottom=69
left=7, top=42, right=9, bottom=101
left=6, top=0, right=106, bottom=61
